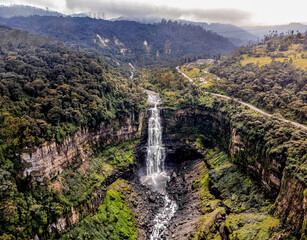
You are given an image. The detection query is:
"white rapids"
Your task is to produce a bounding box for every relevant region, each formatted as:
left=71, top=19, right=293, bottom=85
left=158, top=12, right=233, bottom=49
left=140, top=92, right=177, bottom=240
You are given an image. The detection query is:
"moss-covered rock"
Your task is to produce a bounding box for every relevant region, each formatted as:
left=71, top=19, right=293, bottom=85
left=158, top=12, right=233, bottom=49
left=225, top=213, right=279, bottom=240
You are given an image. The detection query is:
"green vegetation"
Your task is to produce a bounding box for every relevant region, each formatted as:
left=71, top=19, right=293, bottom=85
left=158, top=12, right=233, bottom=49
left=98, top=140, right=136, bottom=168
left=54, top=140, right=139, bottom=217
left=140, top=62, right=306, bottom=184
left=143, top=65, right=306, bottom=237
left=225, top=213, right=279, bottom=240
left=135, top=65, right=199, bottom=110
left=0, top=25, right=146, bottom=168
left=61, top=179, right=138, bottom=240
left=0, top=25, right=145, bottom=239
left=208, top=33, right=307, bottom=124
left=0, top=17, right=235, bottom=66
left=179, top=34, right=307, bottom=125
left=0, top=22, right=306, bottom=240
left=0, top=138, right=139, bottom=239
left=240, top=35, right=307, bottom=69
left=191, top=149, right=280, bottom=240
left=180, top=63, right=217, bottom=88
left=195, top=149, right=269, bottom=213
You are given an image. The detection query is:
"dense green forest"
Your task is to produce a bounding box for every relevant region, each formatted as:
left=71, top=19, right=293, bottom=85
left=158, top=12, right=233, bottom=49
left=208, top=33, right=307, bottom=124
left=0, top=16, right=235, bottom=66
left=0, top=25, right=146, bottom=239
left=0, top=25, right=146, bottom=148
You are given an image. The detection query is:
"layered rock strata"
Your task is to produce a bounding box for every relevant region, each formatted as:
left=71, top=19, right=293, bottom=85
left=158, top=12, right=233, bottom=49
left=22, top=113, right=144, bottom=180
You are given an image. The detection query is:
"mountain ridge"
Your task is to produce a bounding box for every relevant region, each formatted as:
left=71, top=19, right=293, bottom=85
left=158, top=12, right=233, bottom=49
left=0, top=16, right=235, bottom=66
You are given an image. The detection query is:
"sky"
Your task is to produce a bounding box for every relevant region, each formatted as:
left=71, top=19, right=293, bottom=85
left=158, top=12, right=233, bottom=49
left=0, top=0, right=306, bottom=26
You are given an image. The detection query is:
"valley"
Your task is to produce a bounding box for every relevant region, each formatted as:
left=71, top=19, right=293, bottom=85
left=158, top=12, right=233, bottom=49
left=0, top=9, right=306, bottom=240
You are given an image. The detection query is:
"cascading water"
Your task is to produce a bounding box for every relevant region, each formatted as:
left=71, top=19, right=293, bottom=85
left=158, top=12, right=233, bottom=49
left=146, top=94, right=164, bottom=175
left=141, top=92, right=177, bottom=240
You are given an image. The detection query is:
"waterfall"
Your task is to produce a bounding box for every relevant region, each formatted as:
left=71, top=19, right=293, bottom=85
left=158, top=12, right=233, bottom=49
left=146, top=94, right=165, bottom=175
left=141, top=92, right=177, bottom=240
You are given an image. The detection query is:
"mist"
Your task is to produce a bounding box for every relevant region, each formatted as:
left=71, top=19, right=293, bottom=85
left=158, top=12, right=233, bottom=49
left=65, top=0, right=252, bottom=25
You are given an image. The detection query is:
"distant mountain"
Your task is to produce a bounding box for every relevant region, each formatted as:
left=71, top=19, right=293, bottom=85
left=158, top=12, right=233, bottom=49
left=112, top=17, right=258, bottom=46
left=179, top=21, right=258, bottom=46
left=243, top=23, right=307, bottom=38
left=0, top=16, right=235, bottom=66
left=0, top=5, right=62, bottom=18
left=0, top=5, right=256, bottom=47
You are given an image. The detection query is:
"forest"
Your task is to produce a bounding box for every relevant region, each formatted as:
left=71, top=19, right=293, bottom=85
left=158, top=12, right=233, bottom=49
left=0, top=17, right=235, bottom=66
left=208, top=33, right=307, bottom=124
left=0, top=25, right=146, bottom=239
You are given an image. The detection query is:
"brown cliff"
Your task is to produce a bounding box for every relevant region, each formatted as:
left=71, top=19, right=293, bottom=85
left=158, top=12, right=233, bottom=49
left=163, top=107, right=306, bottom=236
left=22, top=113, right=144, bottom=180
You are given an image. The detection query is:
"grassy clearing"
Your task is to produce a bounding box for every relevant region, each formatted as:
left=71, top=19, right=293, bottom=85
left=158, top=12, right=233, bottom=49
left=240, top=55, right=272, bottom=67
left=241, top=55, right=307, bottom=69
left=180, top=64, right=221, bottom=89
left=240, top=42, right=307, bottom=69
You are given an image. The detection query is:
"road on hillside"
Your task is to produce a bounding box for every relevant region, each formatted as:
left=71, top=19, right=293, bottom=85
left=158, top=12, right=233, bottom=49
left=176, top=66, right=307, bottom=131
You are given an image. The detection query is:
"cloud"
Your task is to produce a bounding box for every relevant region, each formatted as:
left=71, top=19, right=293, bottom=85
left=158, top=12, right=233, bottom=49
left=0, top=0, right=66, bottom=11
left=65, top=0, right=252, bottom=25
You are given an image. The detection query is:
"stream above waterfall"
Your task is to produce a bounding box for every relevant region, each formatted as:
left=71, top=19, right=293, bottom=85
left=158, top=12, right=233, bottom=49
left=140, top=91, right=178, bottom=240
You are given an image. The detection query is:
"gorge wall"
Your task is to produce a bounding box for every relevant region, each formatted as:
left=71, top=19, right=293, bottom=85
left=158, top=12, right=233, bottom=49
left=163, top=106, right=306, bottom=235
left=22, top=113, right=144, bottom=181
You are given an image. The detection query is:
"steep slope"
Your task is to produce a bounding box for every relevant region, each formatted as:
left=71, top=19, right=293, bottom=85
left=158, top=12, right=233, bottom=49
left=0, top=16, right=235, bottom=66
left=180, top=20, right=258, bottom=46
left=138, top=66, right=306, bottom=238
left=0, top=26, right=146, bottom=239
left=209, top=33, right=307, bottom=124
left=113, top=17, right=258, bottom=46
left=179, top=33, right=307, bottom=125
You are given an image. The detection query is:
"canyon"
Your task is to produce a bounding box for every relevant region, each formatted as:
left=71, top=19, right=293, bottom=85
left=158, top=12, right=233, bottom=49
left=21, top=91, right=306, bottom=239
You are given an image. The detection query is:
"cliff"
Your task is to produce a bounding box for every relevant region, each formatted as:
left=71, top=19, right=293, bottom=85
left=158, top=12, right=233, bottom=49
left=22, top=113, right=144, bottom=181
left=163, top=106, right=306, bottom=236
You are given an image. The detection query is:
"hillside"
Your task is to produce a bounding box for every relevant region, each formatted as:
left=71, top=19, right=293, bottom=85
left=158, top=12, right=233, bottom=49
left=180, top=21, right=258, bottom=46
left=0, top=16, right=235, bottom=66
left=113, top=17, right=258, bottom=46
left=180, top=33, right=307, bottom=124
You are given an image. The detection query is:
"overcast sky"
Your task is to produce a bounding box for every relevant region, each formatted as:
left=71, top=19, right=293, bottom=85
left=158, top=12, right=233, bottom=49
left=0, top=0, right=306, bottom=26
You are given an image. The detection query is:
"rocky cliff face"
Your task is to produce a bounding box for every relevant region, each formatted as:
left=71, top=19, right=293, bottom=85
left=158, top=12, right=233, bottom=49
left=163, top=107, right=306, bottom=235
left=22, top=113, right=144, bottom=181
left=274, top=172, right=306, bottom=234
left=230, top=128, right=282, bottom=194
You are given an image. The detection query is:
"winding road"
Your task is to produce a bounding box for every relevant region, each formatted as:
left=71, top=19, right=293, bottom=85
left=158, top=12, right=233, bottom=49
left=176, top=66, right=307, bottom=131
